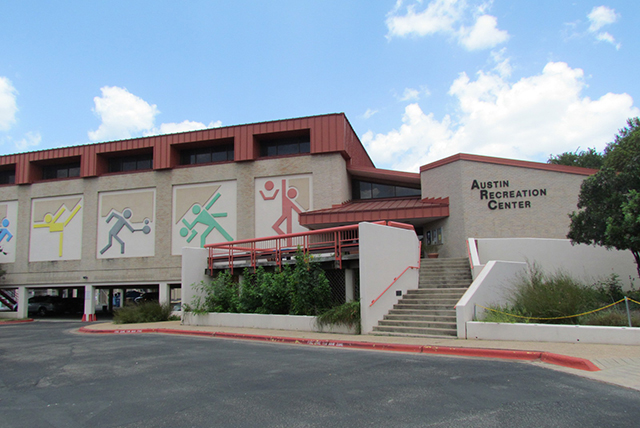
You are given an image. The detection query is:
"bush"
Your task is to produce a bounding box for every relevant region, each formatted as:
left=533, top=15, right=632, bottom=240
left=480, top=305, right=529, bottom=323
left=113, top=302, right=176, bottom=324
left=509, top=265, right=602, bottom=324
left=317, top=301, right=361, bottom=333
left=186, top=248, right=331, bottom=316
left=579, top=309, right=640, bottom=327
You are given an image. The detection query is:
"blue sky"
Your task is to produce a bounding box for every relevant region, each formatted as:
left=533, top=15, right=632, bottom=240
left=1, top=1, right=638, bottom=171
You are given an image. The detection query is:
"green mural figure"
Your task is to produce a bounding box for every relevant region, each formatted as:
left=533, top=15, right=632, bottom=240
left=179, top=193, right=233, bottom=247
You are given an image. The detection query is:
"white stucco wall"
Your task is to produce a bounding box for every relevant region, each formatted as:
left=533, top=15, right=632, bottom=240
left=181, top=247, right=209, bottom=312
left=475, top=238, right=638, bottom=288
left=359, top=222, right=420, bottom=334
left=456, top=260, right=527, bottom=338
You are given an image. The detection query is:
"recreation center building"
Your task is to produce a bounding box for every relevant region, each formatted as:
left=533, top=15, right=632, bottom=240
left=0, top=113, right=597, bottom=321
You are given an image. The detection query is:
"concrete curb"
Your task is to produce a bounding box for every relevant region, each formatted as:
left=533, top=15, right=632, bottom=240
left=0, top=319, right=34, bottom=325
left=78, top=326, right=600, bottom=372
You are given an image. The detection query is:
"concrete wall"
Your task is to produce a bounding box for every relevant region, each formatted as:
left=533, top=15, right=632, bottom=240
left=456, top=261, right=527, bottom=338
left=466, top=322, right=640, bottom=345
left=475, top=238, right=638, bottom=288
left=421, top=159, right=589, bottom=258
left=359, top=222, right=420, bottom=334
left=0, top=152, right=349, bottom=291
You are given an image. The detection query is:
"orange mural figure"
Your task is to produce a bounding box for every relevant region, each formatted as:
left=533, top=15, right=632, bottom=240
left=33, top=205, right=81, bottom=257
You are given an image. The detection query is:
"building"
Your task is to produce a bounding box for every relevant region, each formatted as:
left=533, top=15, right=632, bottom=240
left=0, top=113, right=596, bottom=320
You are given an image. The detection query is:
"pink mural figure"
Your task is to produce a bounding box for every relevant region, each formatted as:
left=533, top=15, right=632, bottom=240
left=271, top=179, right=302, bottom=235
left=259, top=180, right=279, bottom=201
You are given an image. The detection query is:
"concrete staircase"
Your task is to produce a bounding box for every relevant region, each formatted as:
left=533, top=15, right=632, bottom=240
left=371, top=258, right=472, bottom=338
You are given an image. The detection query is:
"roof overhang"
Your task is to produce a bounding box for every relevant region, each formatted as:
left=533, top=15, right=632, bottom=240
left=300, top=196, right=449, bottom=229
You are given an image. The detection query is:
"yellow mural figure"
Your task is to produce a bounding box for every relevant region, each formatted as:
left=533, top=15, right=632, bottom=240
left=33, top=204, right=81, bottom=257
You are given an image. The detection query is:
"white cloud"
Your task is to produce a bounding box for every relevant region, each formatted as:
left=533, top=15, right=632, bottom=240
left=89, top=86, right=221, bottom=142
left=587, top=5, right=618, bottom=32
left=459, top=15, right=509, bottom=50
left=362, top=108, right=379, bottom=120
left=14, top=131, right=41, bottom=152
left=587, top=6, right=620, bottom=49
left=146, top=120, right=222, bottom=136
left=386, top=0, right=509, bottom=51
left=89, top=86, right=159, bottom=142
left=0, top=77, right=18, bottom=131
left=398, top=86, right=431, bottom=102
left=362, top=62, right=639, bottom=172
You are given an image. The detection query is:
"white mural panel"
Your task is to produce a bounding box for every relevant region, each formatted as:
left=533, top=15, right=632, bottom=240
left=255, top=174, right=313, bottom=238
left=172, top=180, right=237, bottom=255
left=30, top=195, right=83, bottom=261
left=0, top=200, right=18, bottom=263
left=97, top=188, right=156, bottom=258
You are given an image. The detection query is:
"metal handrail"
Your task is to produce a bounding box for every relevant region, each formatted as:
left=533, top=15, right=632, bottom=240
left=369, top=242, right=422, bottom=307
left=205, top=220, right=414, bottom=274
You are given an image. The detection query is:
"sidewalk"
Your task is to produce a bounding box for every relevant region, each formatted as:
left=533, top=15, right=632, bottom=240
left=79, top=320, right=640, bottom=391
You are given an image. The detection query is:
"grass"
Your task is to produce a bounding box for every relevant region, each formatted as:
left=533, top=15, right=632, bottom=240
left=316, top=301, right=361, bottom=334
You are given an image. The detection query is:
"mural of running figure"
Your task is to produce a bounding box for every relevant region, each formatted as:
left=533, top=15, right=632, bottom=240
left=180, top=193, right=233, bottom=247
left=100, top=209, right=151, bottom=255
left=268, top=179, right=302, bottom=235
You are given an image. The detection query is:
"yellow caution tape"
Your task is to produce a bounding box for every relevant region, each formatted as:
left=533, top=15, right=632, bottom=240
left=476, top=298, right=627, bottom=321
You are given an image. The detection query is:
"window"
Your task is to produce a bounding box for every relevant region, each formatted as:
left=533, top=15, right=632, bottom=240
left=180, top=144, right=234, bottom=165
left=108, top=153, right=153, bottom=173
left=352, top=180, right=421, bottom=200
left=0, top=169, right=15, bottom=185
left=42, top=162, right=80, bottom=180
left=259, top=135, right=310, bottom=157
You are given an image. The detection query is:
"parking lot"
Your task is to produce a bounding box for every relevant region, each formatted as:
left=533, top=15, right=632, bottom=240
left=2, top=321, right=640, bottom=427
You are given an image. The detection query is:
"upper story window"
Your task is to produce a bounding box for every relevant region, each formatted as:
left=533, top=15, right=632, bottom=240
left=108, top=153, right=153, bottom=173
left=42, top=162, right=80, bottom=180
left=180, top=142, right=234, bottom=165
left=0, top=168, right=15, bottom=185
left=259, top=132, right=310, bottom=157
left=352, top=179, right=421, bottom=200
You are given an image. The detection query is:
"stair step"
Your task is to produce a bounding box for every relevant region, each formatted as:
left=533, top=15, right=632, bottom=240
left=382, top=314, right=457, bottom=323
left=370, top=331, right=457, bottom=339
left=388, top=309, right=456, bottom=316
left=398, top=297, right=460, bottom=304
left=372, top=325, right=457, bottom=336
left=378, top=320, right=456, bottom=329
left=394, top=303, right=456, bottom=310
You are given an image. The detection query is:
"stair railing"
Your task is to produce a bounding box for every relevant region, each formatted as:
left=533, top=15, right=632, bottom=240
left=369, top=242, right=421, bottom=307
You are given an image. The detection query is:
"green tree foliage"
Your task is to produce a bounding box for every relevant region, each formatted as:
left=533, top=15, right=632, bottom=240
left=568, top=118, right=640, bottom=278
left=548, top=147, right=604, bottom=169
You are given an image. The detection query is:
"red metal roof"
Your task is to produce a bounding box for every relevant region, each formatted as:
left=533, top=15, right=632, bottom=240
left=347, top=166, right=421, bottom=186
left=420, top=153, right=598, bottom=176
left=299, top=196, right=449, bottom=228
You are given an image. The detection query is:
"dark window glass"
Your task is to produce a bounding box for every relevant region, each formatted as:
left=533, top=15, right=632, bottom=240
left=0, top=170, right=15, bottom=185
left=180, top=144, right=234, bottom=165
left=396, top=186, right=421, bottom=197
left=372, top=183, right=395, bottom=199
left=259, top=135, right=311, bottom=157
left=42, top=162, right=81, bottom=180
left=107, top=154, right=153, bottom=173
left=352, top=179, right=420, bottom=200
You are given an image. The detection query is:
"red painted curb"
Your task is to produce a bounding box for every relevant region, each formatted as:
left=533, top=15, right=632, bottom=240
left=76, top=327, right=600, bottom=371
left=0, top=319, right=34, bottom=325
left=540, top=352, right=600, bottom=372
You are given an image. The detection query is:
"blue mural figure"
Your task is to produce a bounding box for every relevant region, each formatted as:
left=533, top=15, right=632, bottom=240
left=180, top=193, right=233, bottom=247
left=100, top=209, right=150, bottom=255
left=0, top=218, right=13, bottom=243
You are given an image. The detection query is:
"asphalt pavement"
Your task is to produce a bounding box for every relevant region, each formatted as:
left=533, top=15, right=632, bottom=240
left=75, top=319, right=640, bottom=392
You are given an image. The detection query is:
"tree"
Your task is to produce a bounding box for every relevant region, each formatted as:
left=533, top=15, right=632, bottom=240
left=548, top=147, right=604, bottom=169
left=567, top=118, right=640, bottom=278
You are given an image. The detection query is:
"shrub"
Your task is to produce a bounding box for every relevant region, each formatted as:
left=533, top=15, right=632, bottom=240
left=113, top=302, right=175, bottom=324
left=480, top=305, right=529, bottom=323
left=509, top=265, right=602, bottom=324
left=317, top=300, right=361, bottom=333
left=289, top=251, right=332, bottom=316
left=579, top=309, right=640, bottom=327
left=259, top=265, right=292, bottom=314
left=192, top=271, right=239, bottom=314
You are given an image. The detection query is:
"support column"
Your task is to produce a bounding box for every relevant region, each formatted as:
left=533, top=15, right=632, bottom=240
left=82, top=285, right=97, bottom=322
left=16, top=286, right=28, bottom=319
left=345, top=269, right=354, bottom=302
left=108, top=289, right=114, bottom=313
left=159, top=283, right=170, bottom=306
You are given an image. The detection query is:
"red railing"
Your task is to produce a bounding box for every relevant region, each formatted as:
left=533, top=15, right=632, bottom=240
left=205, top=221, right=415, bottom=274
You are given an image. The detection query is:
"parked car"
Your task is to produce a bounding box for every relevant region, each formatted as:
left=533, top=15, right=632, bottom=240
left=28, top=296, right=65, bottom=316
left=134, top=292, right=159, bottom=305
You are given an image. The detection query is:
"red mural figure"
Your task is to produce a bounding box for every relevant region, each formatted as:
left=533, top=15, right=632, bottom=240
left=261, top=179, right=302, bottom=235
